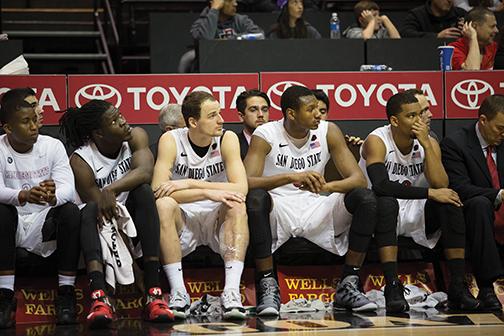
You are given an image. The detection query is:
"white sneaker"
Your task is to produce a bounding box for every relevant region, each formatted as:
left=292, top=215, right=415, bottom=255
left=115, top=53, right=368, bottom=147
left=168, top=291, right=190, bottom=319
left=220, top=289, right=246, bottom=320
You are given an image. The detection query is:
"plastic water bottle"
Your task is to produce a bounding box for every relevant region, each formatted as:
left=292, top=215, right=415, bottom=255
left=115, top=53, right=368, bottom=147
left=330, top=13, right=340, bottom=39
left=360, top=64, right=393, bottom=71
left=237, top=32, right=265, bottom=40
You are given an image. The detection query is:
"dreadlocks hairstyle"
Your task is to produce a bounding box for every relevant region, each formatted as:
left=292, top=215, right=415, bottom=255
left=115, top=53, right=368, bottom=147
left=59, top=99, right=112, bottom=148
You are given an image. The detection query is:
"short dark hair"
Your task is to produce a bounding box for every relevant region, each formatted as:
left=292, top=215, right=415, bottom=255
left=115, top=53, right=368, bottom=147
left=235, top=89, right=270, bottom=114
left=181, top=91, right=216, bottom=126
left=311, top=89, right=330, bottom=111
left=354, top=0, right=379, bottom=23
left=479, top=94, right=504, bottom=119
left=386, top=92, right=418, bottom=119
left=465, top=6, right=494, bottom=24
left=59, top=99, right=113, bottom=148
left=0, top=88, right=35, bottom=125
left=280, top=86, right=314, bottom=117
left=404, top=88, right=424, bottom=96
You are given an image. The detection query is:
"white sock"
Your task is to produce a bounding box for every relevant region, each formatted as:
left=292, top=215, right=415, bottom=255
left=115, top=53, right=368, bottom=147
left=162, top=262, right=186, bottom=295
left=58, top=274, right=76, bottom=287
left=0, top=275, right=15, bottom=291
left=224, top=260, right=244, bottom=292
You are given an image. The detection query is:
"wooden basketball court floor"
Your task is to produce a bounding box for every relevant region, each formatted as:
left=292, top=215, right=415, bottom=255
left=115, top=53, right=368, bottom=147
left=11, top=309, right=504, bottom=336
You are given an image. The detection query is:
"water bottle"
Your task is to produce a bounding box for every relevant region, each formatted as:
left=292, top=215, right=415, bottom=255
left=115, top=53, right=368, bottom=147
left=330, top=13, right=340, bottom=39
left=360, top=64, right=393, bottom=71
left=237, top=32, right=265, bottom=40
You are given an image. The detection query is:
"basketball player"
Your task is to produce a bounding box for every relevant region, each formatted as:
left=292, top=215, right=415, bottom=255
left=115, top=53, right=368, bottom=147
left=245, top=85, right=386, bottom=315
left=358, top=91, right=480, bottom=311
left=153, top=91, right=249, bottom=320
left=0, top=90, right=81, bottom=328
left=59, top=100, right=173, bottom=328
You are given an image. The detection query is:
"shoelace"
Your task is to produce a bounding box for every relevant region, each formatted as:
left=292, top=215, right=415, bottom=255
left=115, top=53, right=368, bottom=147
left=260, top=280, right=279, bottom=297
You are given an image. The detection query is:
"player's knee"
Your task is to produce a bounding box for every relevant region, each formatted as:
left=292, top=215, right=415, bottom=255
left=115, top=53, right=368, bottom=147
left=246, top=188, right=271, bottom=212
left=130, top=183, right=155, bottom=205
left=464, top=195, right=493, bottom=213
left=345, top=188, right=377, bottom=213
left=226, top=202, right=247, bottom=221
left=376, top=196, right=399, bottom=233
left=0, top=204, right=17, bottom=233
left=155, top=196, right=179, bottom=216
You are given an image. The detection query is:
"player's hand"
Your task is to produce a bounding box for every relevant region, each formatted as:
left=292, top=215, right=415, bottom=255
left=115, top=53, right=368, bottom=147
left=99, top=187, right=118, bottom=221
left=462, top=21, right=477, bottom=40
left=345, top=134, right=364, bottom=146
left=205, top=189, right=246, bottom=207
left=411, top=120, right=430, bottom=147
left=437, top=27, right=462, bottom=38
left=291, top=171, right=326, bottom=194
left=428, top=188, right=463, bottom=207
left=40, top=179, right=56, bottom=205
left=19, top=186, right=48, bottom=205
left=153, top=180, right=190, bottom=199
left=210, top=0, right=225, bottom=10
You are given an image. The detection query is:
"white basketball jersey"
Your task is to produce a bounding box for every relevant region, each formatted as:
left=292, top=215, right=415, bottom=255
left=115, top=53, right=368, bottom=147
left=74, top=142, right=132, bottom=204
left=358, top=125, right=427, bottom=188
left=170, top=128, right=227, bottom=183
left=254, top=119, right=331, bottom=197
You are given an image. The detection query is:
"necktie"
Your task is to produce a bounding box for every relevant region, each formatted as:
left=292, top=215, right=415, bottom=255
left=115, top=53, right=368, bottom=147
left=486, top=146, right=504, bottom=244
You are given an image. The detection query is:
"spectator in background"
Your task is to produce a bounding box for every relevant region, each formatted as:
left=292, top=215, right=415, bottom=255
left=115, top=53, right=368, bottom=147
left=267, top=0, right=321, bottom=39
left=178, top=0, right=264, bottom=72
left=449, top=7, right=499, bottom=70
left=344, top=0, right=401, bottom=40
left=312, top=89, right=330, bottom=120
left=151, top=104, right=185, bottom=159
left=454, top=0, right=504, bottom=12
left=236, top=89, right=270, bottom=160
left=401, top=0, right=467, bottom=38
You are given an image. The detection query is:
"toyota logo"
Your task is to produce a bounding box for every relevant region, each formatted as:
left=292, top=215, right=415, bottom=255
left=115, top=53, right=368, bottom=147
left=451, top=79, right=494, bottom=110
left=266, top=81, right=306, bottom=110
left=75, top=84, right=122, bottom=108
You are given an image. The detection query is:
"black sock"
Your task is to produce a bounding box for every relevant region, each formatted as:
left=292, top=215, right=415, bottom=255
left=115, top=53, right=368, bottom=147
left=447, top=258, right=465, bottom=284
left=256, top=269, right=275, bottom=283
left=89, top=271, right=106, bottom=292
left=143, top=260, right=160, bottom=291
left=0, top=288, right=14, bottom=299
left=382, top=262, right=399, bottom=284
left=341, top=264, right=360, bottom=279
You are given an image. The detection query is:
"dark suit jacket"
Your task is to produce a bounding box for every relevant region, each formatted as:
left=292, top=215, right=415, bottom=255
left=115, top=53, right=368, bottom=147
left=237, top=131, right=249, bottom=161
left=441, top=122, right=503, bottom=203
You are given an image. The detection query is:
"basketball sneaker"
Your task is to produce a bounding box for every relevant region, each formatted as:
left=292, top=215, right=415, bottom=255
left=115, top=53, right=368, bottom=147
left=143, top=287, right=175, bottom=322
left=168, top=290, right=191, bottom=319
left=384, top=279, right=410, bottom=313
left=256, top=277, right=281, bottom=316
left=87, top=289, right=115, bottom=329
left=334, top=275, right=377, bottom=312
left=0, top=289, right=16, bottom=329
left=221, top=289, right=246, bottom=320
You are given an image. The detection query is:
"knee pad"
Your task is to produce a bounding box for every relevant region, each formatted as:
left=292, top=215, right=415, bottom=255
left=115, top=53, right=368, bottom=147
left=376, top=196, right=399, bottom=234
left=246, top=189, right=271, bottom=213
left=344, top=188, right=377, bottom=214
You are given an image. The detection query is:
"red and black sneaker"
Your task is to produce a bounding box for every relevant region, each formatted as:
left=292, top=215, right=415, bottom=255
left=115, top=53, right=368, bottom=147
left=86, top=290, right=116, bottom=329
left=143, top=287, right=174, bottom=322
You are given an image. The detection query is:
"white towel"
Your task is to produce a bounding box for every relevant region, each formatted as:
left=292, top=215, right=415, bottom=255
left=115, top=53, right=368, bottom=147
left=99, top=203, right=138, bottom=289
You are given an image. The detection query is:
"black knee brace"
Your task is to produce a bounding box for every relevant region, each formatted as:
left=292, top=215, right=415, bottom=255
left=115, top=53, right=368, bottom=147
left=375, top=196, right=399, bottom=247
left=246, top=189, right=273, bottom=259
left=345, top=188, right=378, bottom=253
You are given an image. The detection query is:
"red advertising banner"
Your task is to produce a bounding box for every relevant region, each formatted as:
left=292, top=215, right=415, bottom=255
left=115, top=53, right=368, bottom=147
left=445, top=70, right=504, bottom=119
left=260, top=72, right=444, bottom=121
left=67, top=74, right=260, bottom=124
left=0, top=75, right=67, bottom=125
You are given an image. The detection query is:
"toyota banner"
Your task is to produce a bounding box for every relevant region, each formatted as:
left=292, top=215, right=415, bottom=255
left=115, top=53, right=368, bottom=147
left=444, top=71, right=504, bottom=119
left=1, top=71, right=504, bottom=125
left=260, top=71, right=444, bottom=120
left=0, top=75, right=67, bottom=125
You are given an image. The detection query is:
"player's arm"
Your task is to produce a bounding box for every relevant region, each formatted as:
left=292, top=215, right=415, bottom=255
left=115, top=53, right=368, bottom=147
left=422, top=137, right=449, bottom=188
left=44, top=140, right=76, bottom=206
left=70, top=153, right=119, bottom=219
left=151, top=131, right=206, bottom=203
left=106, top=127, right=154, bottom=195
left=322, top=122, right=367, bottom=193
left=363, top=135, right=428, bottom=199
left=245, top=135, right=293, bottom=191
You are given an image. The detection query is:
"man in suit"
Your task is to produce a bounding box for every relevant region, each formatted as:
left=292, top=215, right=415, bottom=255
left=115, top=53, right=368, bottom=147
left=235, top=89, right=270, bottom=160
left=441, top=94, right=504, bottom=311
